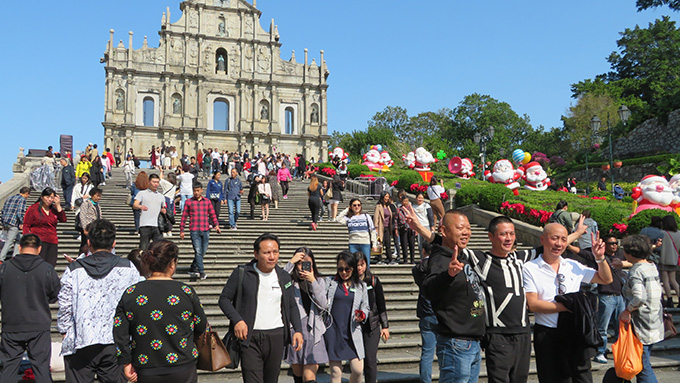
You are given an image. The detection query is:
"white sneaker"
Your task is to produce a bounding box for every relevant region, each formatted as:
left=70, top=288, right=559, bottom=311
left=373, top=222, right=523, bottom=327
left=593, top=354, right=607, bottom=364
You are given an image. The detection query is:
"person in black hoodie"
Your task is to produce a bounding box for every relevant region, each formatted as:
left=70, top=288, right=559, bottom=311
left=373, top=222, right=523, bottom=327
left=0, top=234, right=60, bottom=383
left=422, top=210, right=485, bottom=383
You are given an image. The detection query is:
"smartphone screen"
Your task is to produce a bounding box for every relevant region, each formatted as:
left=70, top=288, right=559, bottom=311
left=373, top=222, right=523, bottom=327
left=301, top=261, right=311, bottom=272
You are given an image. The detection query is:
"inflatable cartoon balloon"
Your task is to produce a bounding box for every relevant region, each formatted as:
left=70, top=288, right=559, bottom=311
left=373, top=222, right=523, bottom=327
left=522, top=152, right=531, bottom=165
left=512, top=149, right=524, bottom=164
left=522, top=161, right=551, bottom=191
left=484, top=159, right=522, bottom=196
left=380, top=151, right=394, bottom=171
left=329, top=147, right=349, bottom=163
left=449, top=157, right=476, bottom=179
left=362, top=149, right=383, bottom=171
left=630, top=175, right=676, bottom=217
left=374, top=144, right=383, bottom=152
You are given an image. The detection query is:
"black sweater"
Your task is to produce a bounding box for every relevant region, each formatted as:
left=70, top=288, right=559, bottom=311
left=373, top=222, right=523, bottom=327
left=422, top=244, right=485, bottom=340
left=114, top=280, right=207, bottom=375
left=363, top=275, right=389, bottom=332
left=0, top=254, right=60, bottom=332
left=218, top=261, right=302, bottom=347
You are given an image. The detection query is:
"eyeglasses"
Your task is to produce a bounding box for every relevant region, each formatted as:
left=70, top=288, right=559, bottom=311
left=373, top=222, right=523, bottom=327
left=337, top=267, right=352, bottom=273
left=351, top=203, right=362, bottom=207
left=556, top=273, right=566, bottom=295
left=605, top=242, right=618, bottom=246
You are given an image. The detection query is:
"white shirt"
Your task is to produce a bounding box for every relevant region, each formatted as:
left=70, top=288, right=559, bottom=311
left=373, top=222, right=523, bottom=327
left=427, top=185, right=445, bottom=200
left=413, top=202, right=432, bottom=228
left=177, top=173, right=195, bottom=196
left=253, top=265, right=284, bottom=330
left=135, top=189, right=166, bottom=227
left=523, top=255, right=596, bottom=328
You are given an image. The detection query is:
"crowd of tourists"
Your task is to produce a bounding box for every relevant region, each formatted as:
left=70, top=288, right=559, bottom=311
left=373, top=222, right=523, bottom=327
left=0, top=143, right=676, bottom=383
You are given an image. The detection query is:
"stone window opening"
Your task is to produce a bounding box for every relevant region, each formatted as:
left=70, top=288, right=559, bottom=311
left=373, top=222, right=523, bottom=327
left=216, top=48, right=228, bottom=74
left=285, top=107, right=294, bottom=134
left=172, top=93, right=182, bottom=115
left=143, top=97, right=155, bottom=126
left=213, top=99, right=229, bottom=131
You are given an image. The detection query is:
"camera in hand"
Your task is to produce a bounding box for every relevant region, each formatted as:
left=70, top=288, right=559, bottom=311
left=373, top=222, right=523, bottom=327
left=301, top=261, right=312, bottom=272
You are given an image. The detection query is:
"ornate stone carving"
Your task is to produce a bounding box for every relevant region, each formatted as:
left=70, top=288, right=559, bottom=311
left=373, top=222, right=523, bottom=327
left=189, top=11, right=198, bottom=29
left=189, top=41, right=199, bottom=66
left=257, top=47, right=270, bottom=73
left=260, top=100, right=269, bottom=120
left=311, top=104, right=319, bottom=124
left=243, top=45, right=253, bottom=72
left=115, top=90, right=125, bottom=111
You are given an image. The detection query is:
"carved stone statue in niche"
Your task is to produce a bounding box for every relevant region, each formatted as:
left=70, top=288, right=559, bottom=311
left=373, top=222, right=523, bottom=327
left=217, top=55, right=226, bottom=72
left=311, top=104, right=319, bottom=123
left=115, top=90, right=125, bottom=111
left=260, top=103, right=269, bottom=120
left=218, top=20, right=226, bottom=36
left=173, top=96, right=182, bottom=114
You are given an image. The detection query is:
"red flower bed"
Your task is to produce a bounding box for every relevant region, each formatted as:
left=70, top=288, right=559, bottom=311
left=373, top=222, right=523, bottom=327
left=500, top=201, right=552, bottom=226
left=612, top=223, right=628, bottom=235
left=320, top=167, right=336, bottom=177
left=358, top=174, right=377, bottom=181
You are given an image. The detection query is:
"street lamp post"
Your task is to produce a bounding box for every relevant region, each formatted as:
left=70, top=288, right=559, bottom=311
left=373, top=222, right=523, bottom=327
left=590, top=105, right=631, bottom=195
left=474, top=126, right=494, bottom=178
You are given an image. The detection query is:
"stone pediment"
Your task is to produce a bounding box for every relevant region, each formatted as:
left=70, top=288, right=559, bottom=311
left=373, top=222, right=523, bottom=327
left=186, top=0, right=259, bottom=12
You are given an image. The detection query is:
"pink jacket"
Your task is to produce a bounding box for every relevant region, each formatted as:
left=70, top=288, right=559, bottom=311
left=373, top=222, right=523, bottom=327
left=277, top=168, right=292, bottom=182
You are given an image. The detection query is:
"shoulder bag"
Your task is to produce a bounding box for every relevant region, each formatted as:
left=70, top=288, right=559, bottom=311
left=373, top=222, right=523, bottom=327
left=324, top=186, right=334, bottom=201
left=664, top=310, right=678, bottom=339
left=196, top=323, right=231, bottom=371
left=222, top=266, right=245, bottom=369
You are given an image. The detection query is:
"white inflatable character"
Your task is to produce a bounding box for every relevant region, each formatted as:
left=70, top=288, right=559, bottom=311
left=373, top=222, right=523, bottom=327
left=402, top=151, right=416, bottom=169
left=413, top=147, right=437, bottom=171
left=484, top=159, right=522, bottom=195
left=380, top=151, right=394, bottom=168
left=362, top=149, right=383, bottom=171
left=630, top=175, right=675, bottom=216
left=459, top=158, right=475, bottom=179
left=522, top=161, right=551, bottom=191
left=329, top=147, right=348, bottom=163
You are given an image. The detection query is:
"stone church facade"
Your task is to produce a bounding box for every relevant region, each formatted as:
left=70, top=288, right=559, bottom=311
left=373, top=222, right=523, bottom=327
left=102, top=0, right=329, bottom=161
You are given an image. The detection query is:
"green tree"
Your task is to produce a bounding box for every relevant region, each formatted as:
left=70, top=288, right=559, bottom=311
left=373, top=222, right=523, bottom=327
left=572, top=17, right=680, bottom=124
left=444, top=93, right=534, bottom=163
left=636, top=0, right=680, bottom=11
left=367, top=106, right=412, bottom=146
left=561, top=93, right=624, bottom=148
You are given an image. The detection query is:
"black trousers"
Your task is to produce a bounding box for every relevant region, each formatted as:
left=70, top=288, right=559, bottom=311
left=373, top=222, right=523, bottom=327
left=139, top=226, right=163, bottom=251
left=0, top=330, right=52, bottom=383
left=362, top=326, right=381, bottom=383
left=482, top=332, right=531, bottom=383
left=280, top=181, right=289, bottom=196
left=138, top=365, right=197, bottom=383
left=64, top=344, right=125, bottom=383
left=533, top=324, right=592, bottom=383
left=308, top=197, right=322, bottom=223
left=398, top=227, right=416, bottom=264
left=211, top=198, right=221, bottom=221
left=241, top=327, right=285, bottom=383
left=39, top=241, right=58, bottom=267
left=380, top=228, right=393, bottom=262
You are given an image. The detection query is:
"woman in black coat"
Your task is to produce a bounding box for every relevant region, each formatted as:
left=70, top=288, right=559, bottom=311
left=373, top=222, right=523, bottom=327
left=90, top=156, right=105, bottom=187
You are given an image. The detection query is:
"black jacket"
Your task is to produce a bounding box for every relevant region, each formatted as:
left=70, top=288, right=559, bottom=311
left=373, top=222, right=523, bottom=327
left=362, top=275, right=389, bottom=333
left=218, top=260, right=302, bottom=347
left=422, top=244, right=485, bottom=340
left=0, top=254, right=60, bottom=332
left=61, top=164, right=76, bottom=188
left=555, top=291, right=602, bottom=363
left=412, top=258, right=435, bottom=318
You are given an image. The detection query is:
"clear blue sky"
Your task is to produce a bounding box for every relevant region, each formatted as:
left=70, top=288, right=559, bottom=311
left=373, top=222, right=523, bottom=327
left=0, top=0, right=675, bottom=182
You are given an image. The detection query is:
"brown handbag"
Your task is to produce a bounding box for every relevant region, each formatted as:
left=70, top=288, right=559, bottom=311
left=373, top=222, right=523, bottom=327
left=664, top=311, right=677, bottom=339
left=195, top=326, right=231, bottom=371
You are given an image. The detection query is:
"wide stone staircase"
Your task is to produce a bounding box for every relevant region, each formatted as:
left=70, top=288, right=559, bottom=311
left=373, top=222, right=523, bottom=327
left=7, top=168, right=680, bottom=382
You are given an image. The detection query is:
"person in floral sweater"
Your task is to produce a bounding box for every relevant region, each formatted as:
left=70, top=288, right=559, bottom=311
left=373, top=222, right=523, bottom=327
left=114, top=240, right=207, bottom=383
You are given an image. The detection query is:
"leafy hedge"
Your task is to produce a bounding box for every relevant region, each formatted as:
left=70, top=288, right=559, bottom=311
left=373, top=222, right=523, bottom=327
left=588, top=190, right=614, bottom=201
left=455, top=185, right=482, bottom=207
left=347, top=164, right=370, bottom=177
left=589, top=205, right=625, bottom=237
left=626, top=209, right=680, bottom=235
left=478, top=184, right=512, bottom=212
left=565, top=153, right=675, bottom=172
left=398, top=172, right=423, bottom=190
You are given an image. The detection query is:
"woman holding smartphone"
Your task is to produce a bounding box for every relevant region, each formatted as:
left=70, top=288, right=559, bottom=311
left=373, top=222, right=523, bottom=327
left=356, top=252, right=389, bottom=383
left=23, top=187, right=67, bottom=267
left=324, top=251, right=369, bottom=383
left=285, top=248, right=329, bottom=383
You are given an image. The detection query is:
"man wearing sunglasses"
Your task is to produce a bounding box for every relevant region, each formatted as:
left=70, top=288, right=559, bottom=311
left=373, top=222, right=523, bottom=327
left=523, top=223, right=613, bottom=383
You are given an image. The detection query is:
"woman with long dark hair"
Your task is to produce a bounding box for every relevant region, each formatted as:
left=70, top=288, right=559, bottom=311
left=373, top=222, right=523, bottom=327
left=23, top=187, right=67, bottom=266
left=90, top=155, right=105, bottom=187
left=426, top=177, right=445, bottom=227
left=130, top=172, right=149, bottom=233
left=114, top=240, right=207, bottom=383
left=660, top=215, right=680, bottom=307
left=70, top=173, right=93, bottom=212
left=329, top=175, right=345, bottom=220
left=206, top=171, right=224, bottom=221
left=324, top=251, right=369, bottom=383
left=356, top=253, right=389, bottom=383
left=285, top=247, right=329, bottom=383
left=337, top=198, right=378, bottom=269
left=373, top=191, right=398, bottom=265
left=308, top=176, right=323, bottom=231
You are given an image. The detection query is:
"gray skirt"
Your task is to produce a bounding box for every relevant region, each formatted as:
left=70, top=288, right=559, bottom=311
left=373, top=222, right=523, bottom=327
left=286, top=316, right=329, bottom=365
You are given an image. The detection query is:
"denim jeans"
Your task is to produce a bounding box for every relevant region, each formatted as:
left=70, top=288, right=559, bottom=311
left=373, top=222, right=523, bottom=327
left=228, top=199, right=241, bottom=228
left=180, top=194, right=190, bottom=213
left=419, top=315, right=438, bottom=383
left=0, top=226, right=21, bottom=261
left=597, top=294, right=626, bottom=355
left=637, top=344, right=658, bottom=383
left=436, top=335, right=481, bottom=383
left=190, top=230, right=210, bottom=273
left=349, top=243, right=371, bottom=271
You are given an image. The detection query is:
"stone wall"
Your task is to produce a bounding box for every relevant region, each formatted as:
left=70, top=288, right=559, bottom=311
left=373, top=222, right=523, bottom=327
left=613, top=109, right=680, bottom=157
left=571, top=163, right=663, bottom=183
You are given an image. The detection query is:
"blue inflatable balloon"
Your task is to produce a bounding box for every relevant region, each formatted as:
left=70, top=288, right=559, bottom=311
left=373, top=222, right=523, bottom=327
left=512, top=149, right=524, bottom=164
left=375, top=144, right=383, bottom=152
